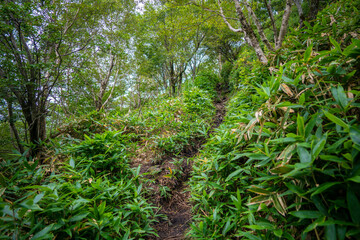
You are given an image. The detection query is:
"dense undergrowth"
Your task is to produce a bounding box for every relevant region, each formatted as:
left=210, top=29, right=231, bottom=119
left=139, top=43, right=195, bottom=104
left=1, top=0, right=360, bottom=239
left=0, top=84, right=216, bottom=239
left=189, top=1, right=360, bottom=239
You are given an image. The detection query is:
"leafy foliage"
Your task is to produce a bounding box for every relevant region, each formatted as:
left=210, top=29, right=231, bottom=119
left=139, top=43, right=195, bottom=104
left=0, top=130, right=157, bottom=239
left=189, top=1, right=360, bottom=239
left=0, top=84, right=216, bottom=239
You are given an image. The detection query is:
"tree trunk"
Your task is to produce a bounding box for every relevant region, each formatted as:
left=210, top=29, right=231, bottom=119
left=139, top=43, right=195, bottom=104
left=263, top=0, right=278, bottom=46
left=233, top=0, right=268, bottom=64
left=308, top=0, right=320, bottom=21
left=244, top=1, right=274, bottom=51
left=219, top=53, right=223, bottom=72
left=276, top=0, right=292, bottom=50
left=96, top=55, right=115, bottom=111
left=6, top=98, right=24, bottom=154
left=293, top=0, right=305, bottom=28
left=169, top=61, right=177, bottom=96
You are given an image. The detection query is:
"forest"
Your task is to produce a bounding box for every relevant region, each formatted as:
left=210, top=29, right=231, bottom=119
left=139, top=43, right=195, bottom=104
left=0, top=0, right=360, bottom=239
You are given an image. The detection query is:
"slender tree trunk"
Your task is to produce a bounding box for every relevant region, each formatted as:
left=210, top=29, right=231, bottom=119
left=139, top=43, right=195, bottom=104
left=6, top=98, right=24, bottom=154
left=293, top=0, right=305, bottom=28
left=244, top=1, right=274, bottom=51
left=308, top=0, right=320, bottom=21
left=276, top=0, right=292, bottom=50
left=23, top=120, right=28, bottom=144
left=39, top=85, right=48, bottom=141
left=96, top=55, right=115, bottom=111
left=233, top=0, right=268, bottom=64
left=263, top=0, right=278, bottom=46
left=219, top=53, right=223, bottom=72
left=169, top=61, right=177, bottom=96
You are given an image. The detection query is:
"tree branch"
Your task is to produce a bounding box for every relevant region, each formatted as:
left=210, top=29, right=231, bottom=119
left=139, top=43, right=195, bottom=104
left=244, top=0, right=274, bottom=51
left=264, top=0, right=278, bottom=45
left=217, top=0, right=243, bottom=33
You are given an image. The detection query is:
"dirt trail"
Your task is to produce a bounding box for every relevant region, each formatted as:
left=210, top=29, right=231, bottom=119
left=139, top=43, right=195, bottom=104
left=136, top=83, right=228, bottom=240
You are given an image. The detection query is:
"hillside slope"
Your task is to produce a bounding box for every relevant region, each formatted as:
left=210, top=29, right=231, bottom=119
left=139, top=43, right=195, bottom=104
left=189, top=1, right=360, bottom=239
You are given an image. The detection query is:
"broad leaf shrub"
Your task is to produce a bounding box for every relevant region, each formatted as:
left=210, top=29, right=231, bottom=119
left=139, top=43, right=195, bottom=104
left=194, top=71, right=220, bottom=98
left=145, top=88, right=214, bottom=156
left=0, top=131, right=158, bottom=239
left=0, top=82, right=216, bottom=239
left=189, top=1, right=360, bottom=239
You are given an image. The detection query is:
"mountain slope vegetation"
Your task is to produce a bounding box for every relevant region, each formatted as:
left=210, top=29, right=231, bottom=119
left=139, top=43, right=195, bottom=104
left=0, top=0, right=360, bottom=239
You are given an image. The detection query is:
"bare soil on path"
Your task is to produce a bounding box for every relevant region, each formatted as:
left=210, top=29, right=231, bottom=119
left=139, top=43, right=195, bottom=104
left=134, top=83, right=228, bottom=240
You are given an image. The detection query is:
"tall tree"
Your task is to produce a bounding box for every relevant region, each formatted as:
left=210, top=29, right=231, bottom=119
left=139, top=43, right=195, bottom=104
left=0, top=0, right=106, bottom=158
left=136, top=1, right=208, bottom=96
left=215, top=0, right=294, bottom=64
left=64, top=1, right=135, bottom=112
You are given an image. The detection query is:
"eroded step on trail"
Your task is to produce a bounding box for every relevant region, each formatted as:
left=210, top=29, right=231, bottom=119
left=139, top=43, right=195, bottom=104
left=132, top=83, right=228, bottom=239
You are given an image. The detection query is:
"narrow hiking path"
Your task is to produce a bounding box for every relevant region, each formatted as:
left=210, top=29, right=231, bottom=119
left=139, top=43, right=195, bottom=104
left=134, top=83, right=228, bottom=239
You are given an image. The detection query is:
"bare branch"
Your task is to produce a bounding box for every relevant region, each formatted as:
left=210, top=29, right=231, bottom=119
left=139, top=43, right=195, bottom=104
left=217, top=0, right=243, bottom=33
left=244, top=0, right=274, bottom=51
left=264, top=0, right=278, bottom=45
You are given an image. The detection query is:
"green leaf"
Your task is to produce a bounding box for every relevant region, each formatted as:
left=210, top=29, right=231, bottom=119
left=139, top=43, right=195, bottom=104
left=311, top=136, right=327, bottom=161
left=270, top=137, right=297, bottom=144
left=248, top=186, right=271, bottom=195
left=244, top=223, right=274, bottom=230
left=222, top=218, right=233, bottom=236
left=305, top=114, right=318, bottom=138
left=34, top=193, right=44, bottom=204
left=274, top=229, right=283, bottom=237
left=331, top=85, right=349, bottom=109
left=329, top=36, right=342, bottom=53
left=304, top=43, right=313, bottom=62
left=20, top=199, right=43, bottom=211
left=277, top=102, right=303, bottom=108
left=347, top=187, right=360, bottom=224
left=285, top=182, right=305, bottom=195
left=297, top=114, right=305, bottom=137
left=225, top=168, right=243, bottom=182
left=304, top=216, right=326, bottom=233
left=290, top=211, right=323, bottom=219
left=297, top=146, right=311, bottom=163
left=299, top=93, right=305, bottom=105
left=325, top=224, right=337, bottom=240
left=320, top=155, right=348, bottom=163
left=270, top=165, right=293, bottom=174
left=310, top=182, right=341, bottom=197
left=347, top=176, right=360, bottom=183
left=235, top=231, right=262, bottom=240
left=69, top=158, right=75, bottom=168
left=350, top=126, right=360, bottom=146
left=98, top=201, right=106, bottom=216
left=69, top=212, right=89, bottom=222
left=311, top=196, right=329, bottom=216
left=323, top=111, right=349, bottom=131
left=32, top=224, right=54, bottom=240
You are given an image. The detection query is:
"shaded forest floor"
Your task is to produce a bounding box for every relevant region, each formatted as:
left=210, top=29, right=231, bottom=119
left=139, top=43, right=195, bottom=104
left=132, top=83, right=229, bottom=239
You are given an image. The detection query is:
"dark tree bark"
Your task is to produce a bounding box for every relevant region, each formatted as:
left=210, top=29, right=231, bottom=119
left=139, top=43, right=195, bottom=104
left=0, top=1, right=88, bottom=161
left=308, top=0, right=321, bottom=20
left=293, top=0, right=305, bottom=28
left=6, top=96, right=25, bottom=154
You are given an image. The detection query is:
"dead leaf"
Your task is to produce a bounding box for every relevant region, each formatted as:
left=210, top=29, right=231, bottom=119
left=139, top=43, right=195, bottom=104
left=330, top=15, right=336, bottom=26
left=279, top=107, right=295, bottom=113
left=348, top=86, right=354, bottom=99
left=281, top=83, right=294, bottom=97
